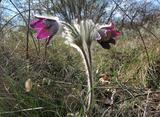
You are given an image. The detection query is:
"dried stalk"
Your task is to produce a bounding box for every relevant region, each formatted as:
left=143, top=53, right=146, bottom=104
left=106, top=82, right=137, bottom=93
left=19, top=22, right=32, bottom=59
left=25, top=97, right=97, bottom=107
left=143, top=89, right=151, bottom=117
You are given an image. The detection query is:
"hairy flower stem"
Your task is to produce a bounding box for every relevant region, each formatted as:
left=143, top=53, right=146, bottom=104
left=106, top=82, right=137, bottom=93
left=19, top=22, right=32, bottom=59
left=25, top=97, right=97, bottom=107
left=81, top=47, right=93, bottom=114
left=87, top=46, right=94, bottom=114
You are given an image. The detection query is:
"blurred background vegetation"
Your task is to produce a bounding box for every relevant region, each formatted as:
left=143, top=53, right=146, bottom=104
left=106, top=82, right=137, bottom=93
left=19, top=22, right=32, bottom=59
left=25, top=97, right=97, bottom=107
left=0, top=0, right=160, bottom=116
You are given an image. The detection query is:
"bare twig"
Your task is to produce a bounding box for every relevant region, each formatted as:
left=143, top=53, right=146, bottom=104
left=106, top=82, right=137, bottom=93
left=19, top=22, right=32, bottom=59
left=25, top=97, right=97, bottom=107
left=1, top=9, right=40, bottom=31
left=136, top=28, right=150, bottom=63
left=26, top=0, right=31, bottom=59
left=101, top=106, right=111, bottom=117
left=112, top=0, right=160, bottom=42
left=0, top=107, right=44, bottom=114
left=0, top=7, right=17, bottom=13
left=143, top=89, right=151, bottom=117
left=112, top=0, right=153, bottom=64
left=116, top=66, right=135, bottom=97
left=110, top=89, right=116, bottom=109
left=101, top=89, right=116, bottom=117
left=2, top=4, right=39, bottom=56
left=106, top=2, right=119, bottom=23
left=9, top=0, right=27, bottom=24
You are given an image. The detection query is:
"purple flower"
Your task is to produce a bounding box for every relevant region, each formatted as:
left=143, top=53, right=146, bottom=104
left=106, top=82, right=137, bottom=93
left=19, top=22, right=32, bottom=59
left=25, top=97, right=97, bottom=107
left=97, top=23, right=121, bottom=49
left=30, top=15, right=59, bottom=41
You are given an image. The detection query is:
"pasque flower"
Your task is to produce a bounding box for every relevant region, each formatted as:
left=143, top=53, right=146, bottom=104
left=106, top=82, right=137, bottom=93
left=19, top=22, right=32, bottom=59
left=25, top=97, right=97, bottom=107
left=97, top=23, right=121, bottom=49
left=30, top=15, right=120, bottom=48
left=30, top=15, right=59, bottom=43
left=30, top=15, right=121, bottom=113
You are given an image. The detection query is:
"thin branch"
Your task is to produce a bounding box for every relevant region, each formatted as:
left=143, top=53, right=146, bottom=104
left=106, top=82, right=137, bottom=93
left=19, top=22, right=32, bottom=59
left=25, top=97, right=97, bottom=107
left=9, top=0, right=27, bottom=24
left=1, top=9, right=40, bottom=31
left=0, top=107, right=44, bottom=114
left=143, top=89, right=151, bottom=117
left=106, top=3, right=119, bottom=23
left=26, top=0, right=31, bottom=59
left=116, top=90, right=160, bottom=105
left=0, top=7, right=17, bottom=13
left=136, top=27, right=150, bottom=63
left=1, top=8, right=39, bottom=56
left=112, top=0, right=159, bottom=40
left=102, top=90, right=160, bottom=117
left=141, top=26, right=160, bottom=41
left=112, top=0, right=152, bottom=64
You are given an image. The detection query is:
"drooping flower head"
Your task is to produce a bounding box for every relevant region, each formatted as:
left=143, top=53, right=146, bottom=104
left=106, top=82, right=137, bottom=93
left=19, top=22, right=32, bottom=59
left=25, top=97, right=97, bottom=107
left=30, top=15, right=121, bottom=49
left=30, top=15, right=59, bottom=41
left=97, top=23, right=121, bottom=49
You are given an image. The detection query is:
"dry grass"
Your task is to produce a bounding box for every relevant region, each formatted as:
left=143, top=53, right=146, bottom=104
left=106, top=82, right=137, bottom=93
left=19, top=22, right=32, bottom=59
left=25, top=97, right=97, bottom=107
left=0, top=31, right=160, bottom=116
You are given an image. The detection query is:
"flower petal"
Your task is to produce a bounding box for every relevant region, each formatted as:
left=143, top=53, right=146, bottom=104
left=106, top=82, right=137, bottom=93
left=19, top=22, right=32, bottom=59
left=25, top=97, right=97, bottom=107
left=112, top=31, right=121, bottom=37
left=97, top=40, right=111, bottom=49
left=97, top=22, right=121, bottom=49
left=98, top=29, right=112, bottom=41
left=34, top=14, right=59, bottom=21
left=107, top=38, right=116, bottom=45
left=30, top=17, right=59, bottom=40
left=30, top=19, right=46, bottom=32
left=93, top=30, right=101, bottom=41
left=99, top=22, right=113, bottom=29
left=45, top=19, right=59, bottom=35
left=36, top=28, right=50, bottom=40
